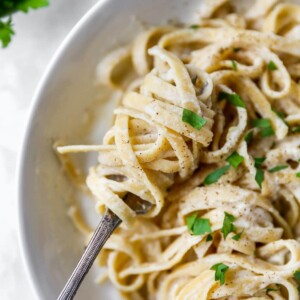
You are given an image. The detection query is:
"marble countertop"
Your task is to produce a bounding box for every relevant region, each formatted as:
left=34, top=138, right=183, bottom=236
left=0, top=1, right=98, bottom=298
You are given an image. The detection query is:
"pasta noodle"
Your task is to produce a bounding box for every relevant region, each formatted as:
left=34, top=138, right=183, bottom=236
left=56, top=0, right=300, bottom=298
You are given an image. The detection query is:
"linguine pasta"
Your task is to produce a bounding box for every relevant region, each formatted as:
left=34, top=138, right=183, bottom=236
left=56, top=0, right=300, bottom=298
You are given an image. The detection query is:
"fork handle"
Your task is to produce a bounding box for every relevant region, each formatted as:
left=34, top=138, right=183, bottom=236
left=57, top=210, right=121, bottom=300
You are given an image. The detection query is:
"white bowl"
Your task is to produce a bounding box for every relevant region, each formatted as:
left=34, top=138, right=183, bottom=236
left=18, top=0, right=202, bottom=299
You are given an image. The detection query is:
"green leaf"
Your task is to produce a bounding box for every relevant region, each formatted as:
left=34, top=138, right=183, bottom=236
left=231, top=60, right=238, bottom=70
left=16, top=0, right=49, bottom=13
left=189, top=24, right=200, bottom=29
left=204, top=165, right=231, bottom=185
left=296, top=173, right=300, bottom=178
left=272, top=108, right=286, bottom=120
left=254, top=157, right=266, bottom=168
left=244, top=131, right=253, bottom=144
left=294, top=270, right=300, bottom=281
left=255, top=168, right=264, bottom=189
left=211, top=263, right=229, bottom=285
left=206, top=234, right=213, bottom=241
left=226, top=152, right=244, bottom=169
left=291, top=126, right=300, bottom=133
left=0, top=18, right=14, bottom=48
left=221, top=212, right=237, bottom=239
left=268, top=165, right=288, bottom=173
left=251, top=118, right=275, bottom=137
left=267, top=61, right=278, bottom=71
left=218, top=92, right=246, bottom=108
left=182, top=109, right=207, bottom=130
left=192, top=218, right=212, bottom=235
left=232, top=230, right=244, bottom=241
left=186, top=213, right=197, bottom=231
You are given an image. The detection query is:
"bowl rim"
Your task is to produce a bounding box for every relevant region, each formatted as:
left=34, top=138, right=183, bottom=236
left=17, top=1, right=110, bottom=298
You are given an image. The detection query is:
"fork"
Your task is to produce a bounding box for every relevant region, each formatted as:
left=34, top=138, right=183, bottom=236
left=57, top=194, right=152, bottom=300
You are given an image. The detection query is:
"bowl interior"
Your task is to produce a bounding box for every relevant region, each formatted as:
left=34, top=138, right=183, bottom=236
left=19, top=0, right=203, bottom=299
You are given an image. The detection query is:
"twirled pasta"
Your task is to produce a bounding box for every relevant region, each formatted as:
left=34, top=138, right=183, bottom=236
left=57, top=0, right=300, bottom=299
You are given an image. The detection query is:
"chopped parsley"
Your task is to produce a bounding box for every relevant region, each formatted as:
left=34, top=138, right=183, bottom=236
left=272, top=108, right=286, bottom=120
left=211, top=263, right=229, bottom=285
left=0, top=0, right=49, bottom=47
left=226, top=152, right=244, bottom=169
left=251, top=118, right=275, bottom=137
left=204, top=165, right=231, bottom=185
left=189, top=24, right=200, bottom=29
left=268, top=165, right=288, bottom=173
left=232, top=230, right=244, bottom=241
left=182, top=108, right=207, bottom=130
left=254, top=157, right=266, bottom=168
left=291, top=126, right=300, bottom=133
left=206, top=234, right=213, bottom=241
left=221, top=212, right=237, bottom=239
left=297, top=173, right=300, bottom=178
left=186, top=214, right=212, bottom=236
left=218, top=92, right=246, bottom=108
left=231, top=60, right=238, bottom=70
left=267, top=61, right=278, bottom=71
left=244, top=131, right=253, bottom=144
left=255, top=168, right=264, bottom=189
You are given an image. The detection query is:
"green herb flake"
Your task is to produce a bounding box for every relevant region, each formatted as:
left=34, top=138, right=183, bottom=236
left=294, top=270, right=300, bottom=281
left=226, top=152, right=244, bottom=169
left=192, top=218, right=212, bottom=235
left=218, top=92, right=246, bottom=108
left=268, top=165, right=289, bottom=173
left=255, top=168, right=264, bottom=189
left=221, top=212, right=237, bottom=239
left=206, top=234, right=213, bottom=242
left=189, top=24, right=200, bottom=29
left=204, top=165, right=231, bottom=185
left=297, top=173, right=300, bottom=178
left=186, top=214, right=212, bottom=236
left=210, top=263, right=229, bottom=285
left=232, top=230, right=244, bottom=241
left=272, top=108, right=286, bottom=120
left=244, top=131, right=253, bottom=144
left=251, top=118, right=275, bottom=137
left=231, top=60, right=238, bottom=70
left=254, top=157, right=266, bottom=168
left=267, top=61, right=278, bottom=71
left=0, top=18, right=14, bottom=48
left=182, top=108, right=207, bottom=130
left=186, top=213, right=197, bottom=231
left=291, top=126, right=300, bottom=133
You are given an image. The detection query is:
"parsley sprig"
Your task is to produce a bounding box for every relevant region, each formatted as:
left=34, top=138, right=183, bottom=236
left=182, top=108, right=207, bottom=130
left=221, top=212, right=237, bottom=239
left=186, top=213, right=212, bottom=236
left=0, top=0, right=49, bottom=48
left=251, top=118, right=275, bottom=138
left=211, top=263, right=229, bottom=285
left=218, top=92, right=246, bottom=108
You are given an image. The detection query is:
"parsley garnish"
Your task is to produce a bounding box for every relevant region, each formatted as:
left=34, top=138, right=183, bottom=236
left=291, top=126, right=300, bottom=133
left=255, top=168, right=264, bottom=189
left=254, top=157, right=266, bottom=168
left=294, top=270, right=300, bottom=282
left=267, top=61, right=278, bottom=71
left=0, top=18, right=14, bottom=47
left=182, top=109, right=207, bottom=130
left=218, top=92, right=246, bottom=108
left=231, top=60, right=238, bottom=70
left=268, top=165, right=288, bottom=173
left=296, top=173, right=300, bottom=178
left=186, top=214, right=212, bottom=235
left=232, top=230, right=244, bottom=241
left=0, top=0, right=49, bottom=47
left=204, top=165, right=231, bottom=185
left=244, top=131, right=253, bottom=144
left=206, top=234, right=213, bottom=241
left=251, top=118, right=275, bottom=137
left=221, top=212, right=237, bottom=239
left=226, top=152, right=244, bottom=169
left=189, top=24, right=200, bottom=29
left=211, top=263, right=229, bottom=285
left=272, top=108, right=286, bottom=120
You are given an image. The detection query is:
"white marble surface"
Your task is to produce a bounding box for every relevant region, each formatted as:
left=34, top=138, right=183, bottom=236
left=0, top=1, right=98, bottom=298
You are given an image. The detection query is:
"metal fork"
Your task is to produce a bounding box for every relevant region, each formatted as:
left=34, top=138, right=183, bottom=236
left=57, top=194, right=152, bottom=300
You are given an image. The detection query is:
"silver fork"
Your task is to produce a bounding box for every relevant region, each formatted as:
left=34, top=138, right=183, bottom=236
left=57, top=194, right=152, bottom=300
